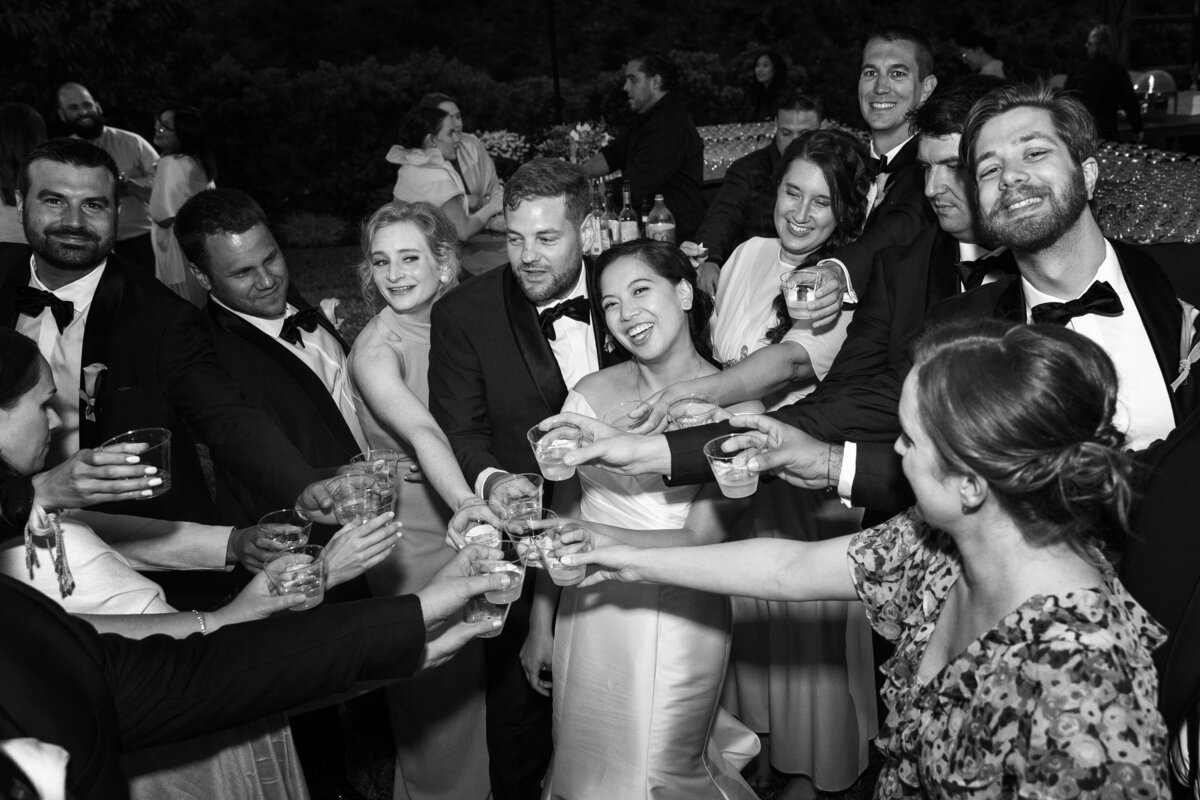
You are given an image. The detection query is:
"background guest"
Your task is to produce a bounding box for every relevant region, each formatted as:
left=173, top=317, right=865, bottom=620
left=386, top=105, right=502, bottom=242
left=150, top=106, right=215, bottom=305
left=419, top=92, right=502, bottom=223
left=1064, top=24, right=1144, bottom=143
left=742, top=49, right=791, bottom=122
left=349, top=200, right=490, bottom=800
left=957, top=30, right=1006, bottom=78
left=0, top=103, right=46, bottom=246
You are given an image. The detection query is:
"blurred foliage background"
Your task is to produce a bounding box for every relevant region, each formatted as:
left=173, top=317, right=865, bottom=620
left=1, top=0, right=1179, bottom=234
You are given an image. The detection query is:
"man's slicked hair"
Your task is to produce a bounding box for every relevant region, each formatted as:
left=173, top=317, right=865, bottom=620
left=502, top=158, right=591, bottom=230
left=961, top=83, right=1099, bottom=172
left=629, top=50, right=679, bottom=92
left=18, top=138, right=119, bottom=202
left=866, top=26, right=935, bottom=81
left=909, top=74, right=1008, bottom=139
left=175, top=188, right=270, bottom=274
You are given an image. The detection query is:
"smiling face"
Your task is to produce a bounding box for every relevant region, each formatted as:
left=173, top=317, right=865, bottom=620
left=505, top=195, right=588, bottom=304
left=895, top=369, right=962, bottom=528
left=57, top=84, right=104, bottom=140
left=369, top=220, right=449, bottom=318
left=858, top=37, right=936, bottom=152
left=973, top=107, right=1096, bottom=254
left=599, top=255, right=692, bottom=362
left=774, top=157, right=838, bottom=265
left=0, top=359, right=60, bottom=477
left=153, top=110, right=180, bottom=155
left=624, top=60, right=665, bottom=114
left=189, top=223, right=290, bottom=318
left=918, top=133, right=975, bottom=241
left=19, top=159, right=117, bottom=283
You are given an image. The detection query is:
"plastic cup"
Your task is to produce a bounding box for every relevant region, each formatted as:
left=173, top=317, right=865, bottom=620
left=703, top=434, right=764, bottom=498
left=257, top=508, right=312, bottom=549
left=326, top=473, right=396, bottom=527
left=503, top=508, right=556, bottom=568
left=666, top=394, right=719, bottom=430
left=527, top=422, right=585, bottom=481
left=101, top=428, right=171, bottom=498
left=464, top=596, right=510, bottom=638
left=780, top=269, right=825, bottom=321
left=349, top=449, right=407, bottom=480
left=536, top=522, right=593, bottom=587
left=473, top=538, right=526, bottom=604
left=459, top=499, right=502, bottom=548
left=601, top=400, right=648, bottom=432
left=266, top=544, right=325, bottom=610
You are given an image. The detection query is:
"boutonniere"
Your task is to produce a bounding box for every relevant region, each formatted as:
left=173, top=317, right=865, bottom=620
left=80, top=363, right=107, bottom=422
left=319, top=298, right=344, bottom=332
left=1172, top=302, right=1200, bottom=393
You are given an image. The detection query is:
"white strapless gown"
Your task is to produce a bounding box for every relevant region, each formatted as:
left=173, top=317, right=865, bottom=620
left=541, top=393, right=760, bottom=800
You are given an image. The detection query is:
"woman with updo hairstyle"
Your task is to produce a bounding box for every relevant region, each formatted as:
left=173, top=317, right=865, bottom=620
left=529, top=239, right=762, bottom=798
left=347, top=199, right=491, bottom=800
left=385, top=105, right=502, bottom=242
left=568, top=319, right=1169, bottom=797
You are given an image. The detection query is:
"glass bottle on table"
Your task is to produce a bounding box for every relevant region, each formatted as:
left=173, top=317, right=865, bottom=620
left=646, top=194, right=676, bottom=243
left=618, top=182, right=639, bottom=242
left=587, top=179, right=605, bottom=256
left=600, top=181, right=618, bottom=250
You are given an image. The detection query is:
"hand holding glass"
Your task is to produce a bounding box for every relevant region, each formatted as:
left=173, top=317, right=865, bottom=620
left=265, top=544, right=325, bottom=610
left=527, top=422, right=586, bottom=481
left=704, top=433, right=766, bottom=498
left=780, top=269, right=825, bottom=320
left=100, top=428, right=171, bottom=498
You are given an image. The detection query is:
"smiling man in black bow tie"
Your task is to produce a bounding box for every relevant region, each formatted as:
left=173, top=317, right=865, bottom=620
left=429, top=157, right=624, bottom=800
left=0, top=139, right=327, bottom=536
left=176, top=188, right=367, bottom=526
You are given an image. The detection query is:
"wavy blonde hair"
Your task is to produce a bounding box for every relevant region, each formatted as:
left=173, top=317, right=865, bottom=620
left=357, top=201, right=462, bottom=309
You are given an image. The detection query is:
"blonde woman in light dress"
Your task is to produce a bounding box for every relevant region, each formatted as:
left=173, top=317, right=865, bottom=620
left=149, top=106, right=214, bottom=305
left=348, top=200, right=491, bottom=800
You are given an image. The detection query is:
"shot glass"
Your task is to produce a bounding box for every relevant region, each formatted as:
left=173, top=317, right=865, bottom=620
left=326, top=473, right=396, bottom=527
left=257, top=508, right=312, bottom=549
left=601, top=400, right=649, bottom=432
left=536, top=522, right=593, bottom=587
left=666, top=394, right=719, bottom=430
left=464, top=596, right=511, bottom=638
left=459, top=499, right=503, bottom=548
left=488, top=473, right=544, bottom=516
left=472, top=538, right=526, bottom=605
left=527, top=422, right=585, bottom=481
left=349, top=449, right=407, bottom=481
left=780, top=269, right=825, bottom=320
left=266, top=544, right=325, bottom=610
left=703, top=434, right=765, bottom=499
left=101, top=428, right=171, bottom=498
left=503, top=508, right=556, bottom=568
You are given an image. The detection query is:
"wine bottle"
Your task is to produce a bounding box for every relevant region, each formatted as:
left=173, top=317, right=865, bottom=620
left=618, top=182, right=639, bottom=242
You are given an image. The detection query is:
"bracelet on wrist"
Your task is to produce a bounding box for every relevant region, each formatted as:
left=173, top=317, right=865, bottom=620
left=192, top=610, right=208, bottom=635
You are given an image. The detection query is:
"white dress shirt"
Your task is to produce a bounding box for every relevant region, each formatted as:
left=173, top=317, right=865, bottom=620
left=1022, top=240, right=1175, bottom=450
left=475, top=266, right=599, bottom=496
left=15, top=258, right=108, bottom=465
left=211, top=296, right=368, bottom=452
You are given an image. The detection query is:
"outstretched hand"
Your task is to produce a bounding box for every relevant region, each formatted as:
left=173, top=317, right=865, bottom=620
left=727, top=414, right=837, bottom=490
left=31, top=444, right=164, bottom=510
left=539, top=412, right=673, bottom=477
left=416, top=544, right=512, bottom=669
left=561, top=543, right=645, bottom=587
left=324, top=511, right=402, bottom=589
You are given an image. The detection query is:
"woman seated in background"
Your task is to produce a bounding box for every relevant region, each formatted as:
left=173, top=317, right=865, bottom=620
left=0, top=327, right=402, bottom=800
left=386, top=106, right=502, bottom=242
left=418, top=92, right=501, bottom=220
left=0, top=103, right=46, bottom=245
left=348, top=200, right=490, bottom=800
left=150, top=106, right=215, bottom=305
left=742, top=49, right=790, bottom=123
left=566, top=320, right=1169, bottom=797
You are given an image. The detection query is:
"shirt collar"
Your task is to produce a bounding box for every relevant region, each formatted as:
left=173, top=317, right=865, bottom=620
left=211, top=293, right=295, bottom=338
left=534, top=266, right=589, bottom=313
left=28, top=255, right=108, bottom=312
left=957, top=242, right=1005, bottom=262
left=1022, top=240, right=1120, bottom=307
left=870, top=135, right=913, bottom=164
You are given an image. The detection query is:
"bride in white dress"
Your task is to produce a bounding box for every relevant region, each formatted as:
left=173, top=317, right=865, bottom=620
left=534, top=241, right=761, bottom=800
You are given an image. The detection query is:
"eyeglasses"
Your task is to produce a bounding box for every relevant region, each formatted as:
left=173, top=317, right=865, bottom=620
left=154, top=120, right=175, bottom=133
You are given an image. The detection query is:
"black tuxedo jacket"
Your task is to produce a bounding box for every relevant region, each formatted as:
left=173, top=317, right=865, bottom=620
left=827, top=137, right=936, bottom=295
left=0, top=249, right=322, bottom=524
left=0, top=572, right=425, bottom=800
left=205, top=290, right=359, bottom=526
left=429, top=261, right=624, bottom=489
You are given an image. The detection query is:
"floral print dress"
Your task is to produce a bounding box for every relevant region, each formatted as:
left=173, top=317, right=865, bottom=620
left=847, top=509, right=1169, bottom=799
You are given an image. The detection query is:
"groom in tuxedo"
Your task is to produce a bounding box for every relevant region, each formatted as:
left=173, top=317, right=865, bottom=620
left=175, top=188, right=367, bottom=528
left=429, top=158, right=623, bottom=799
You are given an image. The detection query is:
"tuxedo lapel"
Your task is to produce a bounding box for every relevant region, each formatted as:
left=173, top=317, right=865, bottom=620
left=77, top=261, right=127, bottom=443
left=990, top=275, right=1027, bottom=322
left=1113, top=240, right=1198, bottom=421
left=207, top=301, right=359, bottom=454
left=0, top=251, right=30, bottom=329
left=502, top=267, right=569, bottom=412
left=925, top=227, right=961, bottom=310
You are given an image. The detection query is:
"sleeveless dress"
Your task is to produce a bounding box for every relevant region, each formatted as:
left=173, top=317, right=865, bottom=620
left=0, top=518, right=308, bottom=800
left=149, top=153, right=212, bottom=306
left=541, top=392, right=760, bottom=800
left=711, top=237, right=878, bottom=789
left=348, top=309, right=491, bottom=800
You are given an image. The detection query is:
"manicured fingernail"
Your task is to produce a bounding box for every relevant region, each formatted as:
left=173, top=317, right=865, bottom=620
left=140, top=489, right=153, bottom=497
left=125, top=455, right=140, bottom=464
left=499, top=575, right=513, bottom=588
left=143, top=466, right=157, bottom=475
left=491, top=620, right=502, bottom=628
left=747, top=459, right=761, bottom=471
left=147, top=477, right=163, bottom=487
left=385, top=511, right=395, bottom=519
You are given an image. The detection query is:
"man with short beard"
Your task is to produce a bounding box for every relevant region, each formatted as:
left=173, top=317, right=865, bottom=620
left=57, top=82, right=158, bottom=273
left=428, top=158, right=625, bottom=800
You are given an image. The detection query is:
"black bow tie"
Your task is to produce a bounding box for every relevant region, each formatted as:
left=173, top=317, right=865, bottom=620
left=16, top=286, right=74, bottom=333
left=279, top=307, right=324, bottom=347
left=1030, top=281, right=1125, bottom=326
left=955, top=259, right=991, bottom=291
left=538, top=296, right=590, bottom=341
left=868, top=154, right=890, bottom=179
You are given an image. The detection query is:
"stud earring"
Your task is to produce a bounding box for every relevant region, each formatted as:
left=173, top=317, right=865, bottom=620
left=439, top=274, right=449, bottom=283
